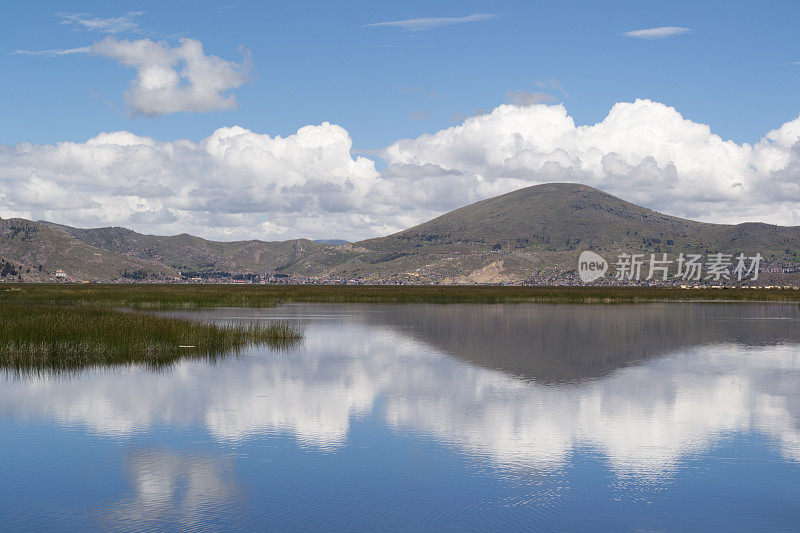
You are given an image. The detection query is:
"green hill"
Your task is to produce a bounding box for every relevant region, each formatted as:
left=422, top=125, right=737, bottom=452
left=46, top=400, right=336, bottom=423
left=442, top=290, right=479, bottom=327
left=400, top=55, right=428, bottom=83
left=5, top=183, right=800, bottom=284
left=45, top=223, right=337, bottom=275
left=0, top=218, right=176, bottom=282
left=387, top=183, right=799, bottom=254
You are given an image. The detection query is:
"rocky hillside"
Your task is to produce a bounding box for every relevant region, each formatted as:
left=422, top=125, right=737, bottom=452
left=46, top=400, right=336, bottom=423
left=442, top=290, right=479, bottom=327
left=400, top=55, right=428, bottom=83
left=5, top=183, right=800, bottom=283
left=0, top=218, right=176, bottom=282
left=318, top=183, right=800, bottom=283
left=46, top=223, right=339, bottom=275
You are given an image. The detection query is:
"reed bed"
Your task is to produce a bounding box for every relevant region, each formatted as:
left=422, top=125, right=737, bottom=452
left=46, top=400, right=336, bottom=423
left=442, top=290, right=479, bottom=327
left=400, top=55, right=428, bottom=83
left=2, top=284, right=795, bottom=372
left=4, top=283, right=800, bottom=307
left=0, top=302, right=302, bottom=372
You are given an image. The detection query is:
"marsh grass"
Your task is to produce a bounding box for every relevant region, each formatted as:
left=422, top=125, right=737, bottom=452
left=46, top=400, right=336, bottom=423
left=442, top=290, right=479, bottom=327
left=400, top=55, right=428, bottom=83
left=0, top=302, right=302, bottom=372
left=4, top=283, right=800, bottom=307
left=2, top=284, right=796, bottom=372
left=1, top=284, right=285, bottom=308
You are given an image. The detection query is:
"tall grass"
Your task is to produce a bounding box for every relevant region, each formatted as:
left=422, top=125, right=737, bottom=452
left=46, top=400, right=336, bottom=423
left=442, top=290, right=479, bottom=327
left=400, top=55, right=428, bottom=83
left=2, top=284, right=796, bottom=372
left=4, top=283, right=800, bottom=307
left=1, top=284, right=284, bottom=308
left=0, top=302, right=302, bottom=372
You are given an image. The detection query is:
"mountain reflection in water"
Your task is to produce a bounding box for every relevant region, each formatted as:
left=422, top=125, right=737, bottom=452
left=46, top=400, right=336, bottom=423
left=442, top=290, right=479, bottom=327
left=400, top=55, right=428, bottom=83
left=357, top=302, right=800, bottom=383
left=1, top=303, right=799, bottom=529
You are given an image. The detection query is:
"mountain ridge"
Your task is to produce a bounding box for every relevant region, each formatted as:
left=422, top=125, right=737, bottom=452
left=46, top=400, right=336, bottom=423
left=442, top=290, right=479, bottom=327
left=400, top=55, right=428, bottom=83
left=3, top=183, right=799, bottom=283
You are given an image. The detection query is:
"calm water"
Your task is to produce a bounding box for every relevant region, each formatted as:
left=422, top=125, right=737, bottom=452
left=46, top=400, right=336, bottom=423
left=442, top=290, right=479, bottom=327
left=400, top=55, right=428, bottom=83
left=2, top=303, right=800, bottom=531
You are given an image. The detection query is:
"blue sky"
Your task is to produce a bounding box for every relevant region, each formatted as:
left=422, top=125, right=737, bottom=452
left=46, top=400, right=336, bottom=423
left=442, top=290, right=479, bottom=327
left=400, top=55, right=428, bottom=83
left=4, top=0, right=799, bottom=147
left=1, top=1, right=800, bottom=240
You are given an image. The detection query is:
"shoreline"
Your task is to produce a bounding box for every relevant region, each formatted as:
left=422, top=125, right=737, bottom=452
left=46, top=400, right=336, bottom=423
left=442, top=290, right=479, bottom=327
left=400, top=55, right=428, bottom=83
left=4, top=283, right=800, bottom=307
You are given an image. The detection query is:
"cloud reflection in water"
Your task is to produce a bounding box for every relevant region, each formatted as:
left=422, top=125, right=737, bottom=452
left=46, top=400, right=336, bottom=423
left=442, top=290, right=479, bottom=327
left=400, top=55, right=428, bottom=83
left=1, top=303, right=799, bottom=482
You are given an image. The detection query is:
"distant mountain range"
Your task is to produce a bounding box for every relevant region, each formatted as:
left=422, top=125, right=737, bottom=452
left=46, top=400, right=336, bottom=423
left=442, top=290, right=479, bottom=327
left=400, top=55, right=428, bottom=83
left=2, top=183, right=799, bottom=284
left=314, top=239, right=351, bottom=245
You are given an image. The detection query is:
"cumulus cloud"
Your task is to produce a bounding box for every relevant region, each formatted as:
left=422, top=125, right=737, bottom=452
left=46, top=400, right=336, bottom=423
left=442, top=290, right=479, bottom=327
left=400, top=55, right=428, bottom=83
left=13, top=34, right=250, bottom=116
left=59, top=11, right=144, bottom=34
left=2, top=99, right=800, bottom=240
left=0, top=123, right=388, bottom=241
left=623, top=26, right=692, bottom=39
left=91, top=37, right=251, bottom=115
left=382, top=99, right=800, bottom=224
left=366, top=13, right=496, bottom=31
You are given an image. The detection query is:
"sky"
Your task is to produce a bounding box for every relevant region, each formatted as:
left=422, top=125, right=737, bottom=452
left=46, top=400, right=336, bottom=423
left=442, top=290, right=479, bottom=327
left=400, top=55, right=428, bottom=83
left=1, top=0, right=800, bottom=241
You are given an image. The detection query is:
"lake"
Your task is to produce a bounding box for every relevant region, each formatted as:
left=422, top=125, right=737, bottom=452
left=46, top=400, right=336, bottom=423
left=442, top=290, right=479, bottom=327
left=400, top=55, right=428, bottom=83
left=2, top=303, right=799, bottom=531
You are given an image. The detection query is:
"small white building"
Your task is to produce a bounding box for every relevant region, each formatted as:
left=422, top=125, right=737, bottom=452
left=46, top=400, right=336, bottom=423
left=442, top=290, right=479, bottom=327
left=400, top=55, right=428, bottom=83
left=55, top=269, right=67, bottom=280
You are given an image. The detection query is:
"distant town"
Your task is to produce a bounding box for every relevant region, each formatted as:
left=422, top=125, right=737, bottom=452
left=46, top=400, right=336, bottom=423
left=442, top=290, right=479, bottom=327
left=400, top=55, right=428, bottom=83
left=3, top=261, right=799, bottom=289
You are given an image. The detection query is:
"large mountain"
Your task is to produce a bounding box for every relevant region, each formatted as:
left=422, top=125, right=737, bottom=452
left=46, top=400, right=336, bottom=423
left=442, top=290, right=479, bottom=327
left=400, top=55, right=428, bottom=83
left=320, top=183, right=800, bottom=283
left=3, top=183, right=799, bottom=283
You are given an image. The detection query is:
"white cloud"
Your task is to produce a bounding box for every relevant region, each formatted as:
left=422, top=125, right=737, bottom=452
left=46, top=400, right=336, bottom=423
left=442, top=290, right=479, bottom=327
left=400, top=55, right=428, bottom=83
left=623, top=26, right=692, bottom=39
left=90, top=37, right=251, bottom=116
left=0, top=123, right=388, bottom=241
left=11, top=46, right=91, bottom=57
left=366, top=13, right=496, bottom=31
left=2, top=99, right=800, bottom=239
left=59, top=11, right=144, bottom=34
left=382, top=99, right=800, bottom=224
left=12, top=34, right=249, bottom=117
